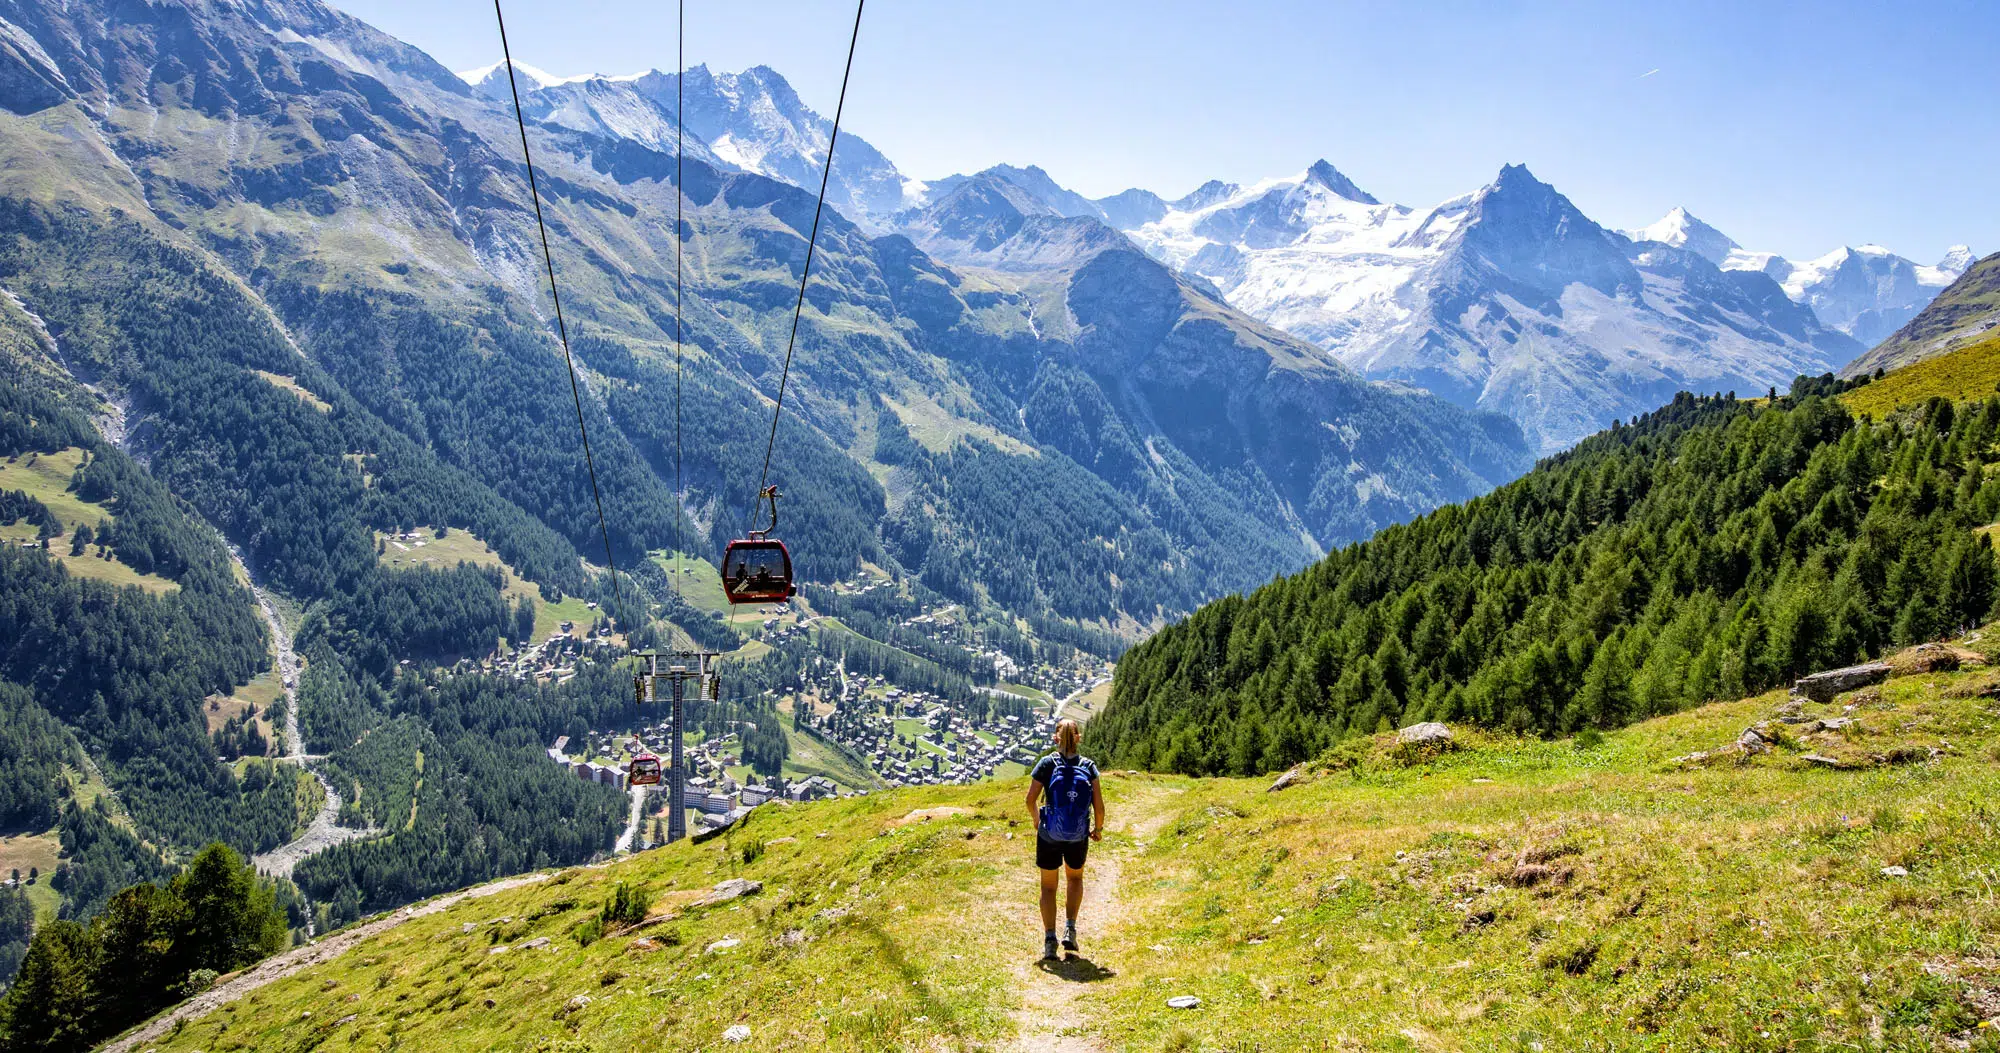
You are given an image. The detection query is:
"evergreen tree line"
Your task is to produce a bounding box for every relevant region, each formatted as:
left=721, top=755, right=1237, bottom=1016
left=0, top=885, right=31, bottom=993
left=626, top=556, right=743, bottom=652
left=0, top=381, right=308, bottom=873
left=600, top=334, right=887, bottom=584
left=798, top=575, right=1122, bottom=678
left=688, top=692, right=790, bottom=778
left=812, top=623, right=980, bottom=703
left=210, top=706, right=269, bottom=759
left=793, top=590, right=996, bottom=684
left=269, top=285, right=700, bottom=575
left=48, top=798, right=173, bottom=923
left=874, top=407, right=1219, bottom=624
left=0, top=203, right=663, bottom=951
left=0, top=487, right=59, bottom=536
left=0, top=202, right=604, bottom=659
left=0, top=685, right=82, bottom=831
left=292, top=662, right=633, bottom=930
left=1093, top=390, right=2000, bottom=775
left=0, top=843, right=287, bottom=1053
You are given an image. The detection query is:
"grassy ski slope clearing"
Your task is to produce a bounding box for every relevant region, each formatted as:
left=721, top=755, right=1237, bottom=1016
left=118, top=634, right=2000, bottom=1052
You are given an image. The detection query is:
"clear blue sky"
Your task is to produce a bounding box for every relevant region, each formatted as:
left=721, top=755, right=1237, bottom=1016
left=334, top=0, right=1993, bottom=264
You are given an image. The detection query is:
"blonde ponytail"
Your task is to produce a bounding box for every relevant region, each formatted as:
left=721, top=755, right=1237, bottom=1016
left=1055, top=718, right=1081, bottom=757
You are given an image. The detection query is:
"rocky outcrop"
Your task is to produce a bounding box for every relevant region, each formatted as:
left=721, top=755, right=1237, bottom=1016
left=1397, top=722, right=1454, bottom=746
left=1791, top=663, right=1892, bottom=704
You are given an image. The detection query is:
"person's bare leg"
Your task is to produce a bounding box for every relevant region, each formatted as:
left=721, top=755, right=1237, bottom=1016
left=1039, top=866, right=1059, bottom=933
left=1064, top=865, right=1084, bottom=924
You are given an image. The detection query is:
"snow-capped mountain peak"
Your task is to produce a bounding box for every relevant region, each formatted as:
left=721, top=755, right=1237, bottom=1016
left=457, top=59, right=593, bottom=92
left=1302, top=160, right=1377, bottom=205
left=1119, top=162, right=1856, bottom=451
left=453, top=59, right=911, bottom=227
left=1624, top=206, right=1740, bottom=265
left=1940, top=245, right=1977, bottom=273
left=1171, top=180, right=1241, bottom=212
left=1714, top=242, right=1968, bottom=347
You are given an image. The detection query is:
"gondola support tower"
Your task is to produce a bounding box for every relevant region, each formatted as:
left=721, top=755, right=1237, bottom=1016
left=634, top=651, right=721, bottom=844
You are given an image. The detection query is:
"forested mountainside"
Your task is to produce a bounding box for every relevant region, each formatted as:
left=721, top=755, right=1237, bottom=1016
left=1092, top=379, right=2000, bottom=774
left=0, top=0, right=1531, bottom=963
left=0, top=0, right=1526, bottom=621
left=1844, top=250, right=2000, bottom=377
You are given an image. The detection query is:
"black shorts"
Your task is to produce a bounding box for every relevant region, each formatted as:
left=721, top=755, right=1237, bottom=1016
left=1036, top=834, right=1089, bottom=871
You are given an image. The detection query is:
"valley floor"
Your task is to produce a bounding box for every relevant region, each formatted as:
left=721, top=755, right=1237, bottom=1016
left=107, top=633, right=2000, bottom=1052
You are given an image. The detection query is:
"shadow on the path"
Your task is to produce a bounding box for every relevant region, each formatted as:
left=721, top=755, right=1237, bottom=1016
left=1036, top=954, right=1115, bottom=983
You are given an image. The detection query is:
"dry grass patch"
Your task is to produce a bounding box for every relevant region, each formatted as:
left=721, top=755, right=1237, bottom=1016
left=251, top=370, right=330, bottom=412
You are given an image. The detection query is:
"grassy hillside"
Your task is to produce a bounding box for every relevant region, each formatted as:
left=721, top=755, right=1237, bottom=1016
left=1843, top=331, right=2000, bottom=418
left=111, top=631, right=2000, bottom=1052
left=0, top=447, right=179, bottom=593
left=374, top=527, right=595, bottom=644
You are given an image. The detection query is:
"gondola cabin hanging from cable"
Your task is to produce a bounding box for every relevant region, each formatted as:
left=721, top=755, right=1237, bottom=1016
left=723, top=485, right=796, bottom=605
left=628, top=750, right=663, bottom=787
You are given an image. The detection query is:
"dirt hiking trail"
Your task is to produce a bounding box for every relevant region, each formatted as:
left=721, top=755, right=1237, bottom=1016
left=995, top=779, right=1183, bottom=1053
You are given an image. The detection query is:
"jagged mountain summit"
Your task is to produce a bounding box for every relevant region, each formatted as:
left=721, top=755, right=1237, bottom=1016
left=1108, top=163, right=1856, bottom=450
left=1725, top=243, right=1973, bottom=347
left=1623, top=207, right=1975, bottom=347
left=934, top=160, right=1968, bottom=451
left=1622, top=206, right=1740, bottom=266
left=458, top=60, right=916, bottom=223
left=438, top=53, right=1973, bottom=453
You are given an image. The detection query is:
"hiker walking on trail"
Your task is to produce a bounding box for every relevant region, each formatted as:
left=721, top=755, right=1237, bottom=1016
left=1025, top=718, right=1105, bottom=960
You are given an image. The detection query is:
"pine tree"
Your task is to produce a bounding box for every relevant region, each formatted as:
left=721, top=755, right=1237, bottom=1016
left=0, top=919, right=95, bottom=1052
left=89, top=883, right=188, bottom=1026
left=169, top=843, right=285, bottom=974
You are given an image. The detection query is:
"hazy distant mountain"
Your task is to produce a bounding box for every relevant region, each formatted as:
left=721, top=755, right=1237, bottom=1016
left=1113, top=163, right=1857, bottom=450
left=460, top=60, right=915, bottom=224
left=1622, top=207, right=1739, bottom=265
left=1724, top=242, right=1971, bottom=348
left=1842, top=250, right=2000, bottom=376
left=439, top=53, right=1973, bottom=452
left=1621, top=208, right=1973, bottom=347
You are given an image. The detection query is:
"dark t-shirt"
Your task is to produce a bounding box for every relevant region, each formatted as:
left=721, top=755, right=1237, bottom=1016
left=1031, top=753, right=1099, bottom=841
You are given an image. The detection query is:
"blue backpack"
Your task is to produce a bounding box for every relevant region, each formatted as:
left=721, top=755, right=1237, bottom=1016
left=1039, top=755, right=1093, bottom=841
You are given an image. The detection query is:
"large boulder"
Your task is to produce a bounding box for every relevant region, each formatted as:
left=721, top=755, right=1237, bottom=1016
left=1791, top=663, right=1892, bottom=704
left=698, top=878, right=762, bottom=907
left=1397, top=722, right=1454, bottom=746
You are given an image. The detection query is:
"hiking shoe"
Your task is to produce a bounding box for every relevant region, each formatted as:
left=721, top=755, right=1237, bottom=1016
left=1042, top=934, right=1060, bottom=960
left=1062, top=924, right=1078, bottom=952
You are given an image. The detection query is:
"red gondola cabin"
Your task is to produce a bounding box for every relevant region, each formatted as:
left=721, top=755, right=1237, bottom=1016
left=722, top=538, right=795, bottom=605
left=628, top=752, right=662, bottom=786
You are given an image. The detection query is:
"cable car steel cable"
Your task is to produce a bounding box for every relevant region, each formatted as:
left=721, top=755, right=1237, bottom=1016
left=724, top=0, right=866, bottom=607
left=671, top=0, right=686, bottom=623
left=490, top=0, right=623, bottom=615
